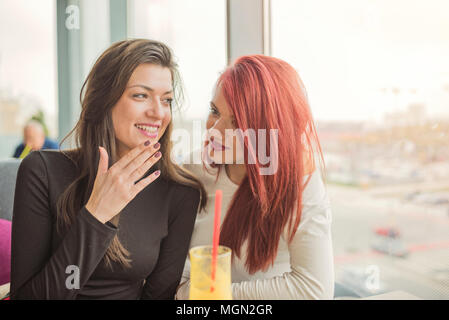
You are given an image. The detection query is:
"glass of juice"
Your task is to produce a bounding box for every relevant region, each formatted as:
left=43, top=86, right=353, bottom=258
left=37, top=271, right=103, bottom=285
left=189, top=245, right=232, bottom=300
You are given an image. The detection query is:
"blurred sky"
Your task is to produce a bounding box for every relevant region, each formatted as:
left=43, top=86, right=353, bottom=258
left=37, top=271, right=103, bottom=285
left=128, top=0, right=227, bottom=121
left=0, top=0, right=57, bottom=129
left=272, top=0, right=449, bottom=122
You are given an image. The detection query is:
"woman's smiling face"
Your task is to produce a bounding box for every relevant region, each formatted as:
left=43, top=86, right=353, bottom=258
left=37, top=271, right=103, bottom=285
left=205, top=84, right=245, bottom=165
left=112, top=63, right=173, bottom=159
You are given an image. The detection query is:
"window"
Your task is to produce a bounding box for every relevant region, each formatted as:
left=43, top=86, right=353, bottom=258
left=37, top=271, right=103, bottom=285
left=0, top=0, right=57, bottom=159
left=272, top=0, right=449, bottom=299
left=128, top=0, right=227, bottom=121
left=127, top=0, right=227, bottom=162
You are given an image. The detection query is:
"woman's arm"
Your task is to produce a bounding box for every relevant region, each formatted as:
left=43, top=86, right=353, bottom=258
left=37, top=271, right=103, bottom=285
left=231, top=170, right=334, bottom=300
left=140, top=186, right=200, bottom=300
left=10, top=152, right=118, bottom=299
left=174, top=260, right=191, bottom=300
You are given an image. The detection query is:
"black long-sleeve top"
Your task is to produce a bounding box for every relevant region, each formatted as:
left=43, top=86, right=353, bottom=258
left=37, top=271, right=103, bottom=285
left=10, top=150, right=200, bottom=300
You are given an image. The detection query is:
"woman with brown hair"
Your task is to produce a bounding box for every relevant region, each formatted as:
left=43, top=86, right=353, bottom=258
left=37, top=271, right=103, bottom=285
left=10, top=39, right=206, bottom=299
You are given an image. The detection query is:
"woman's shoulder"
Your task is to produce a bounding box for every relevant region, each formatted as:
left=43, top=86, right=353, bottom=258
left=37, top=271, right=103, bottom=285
left=302, top=168, right=328, bottom=202
left=19, top=149, right=78, bottom=178
left=37, top=149, right=77, bottom=169
left=164, top=158, right=203, bottom=203
left=15, top=151, right=78, bottom=196
left=20, top=149, right=61, bottom=168
left=163, top=179, right=201, bottom=222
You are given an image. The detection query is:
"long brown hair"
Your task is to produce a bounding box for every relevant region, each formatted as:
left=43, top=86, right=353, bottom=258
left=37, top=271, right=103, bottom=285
left=57, top=39, right=206, bottom=269
left=218, top=55, right=325, bottom=274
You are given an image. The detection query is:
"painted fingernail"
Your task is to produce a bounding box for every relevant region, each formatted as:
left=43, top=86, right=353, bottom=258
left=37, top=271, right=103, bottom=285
left=144, top=140, right=150, bottom=147
left=155, top=170, right=161, bottom=176
left=154, top=142, right=160, bottom=149
left=155, top=151, right=162, bottom=158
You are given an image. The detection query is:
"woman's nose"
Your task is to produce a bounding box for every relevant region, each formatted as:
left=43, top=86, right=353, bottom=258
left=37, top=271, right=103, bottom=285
left=209, top=119, right=226, bottom=140
left=212, top=118, right=225, bottom=131
left=146, top=100, right=165, bottom=119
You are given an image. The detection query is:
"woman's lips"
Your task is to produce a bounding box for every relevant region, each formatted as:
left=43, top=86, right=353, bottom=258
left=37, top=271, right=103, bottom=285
left=210, top=139, right=229, bottom=151
left=136, top=127, right=158, bottom=138
left=137, top=128, right=158, bottom=139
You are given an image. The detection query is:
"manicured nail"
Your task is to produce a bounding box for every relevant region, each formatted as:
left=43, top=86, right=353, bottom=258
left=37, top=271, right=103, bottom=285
left=154, top=142, right=160, bottom=149
left=155, top=170, right=161, bottom=176
left=144, top=140, right=150, bottom=146
left=155, top=151, right=162, bottom=158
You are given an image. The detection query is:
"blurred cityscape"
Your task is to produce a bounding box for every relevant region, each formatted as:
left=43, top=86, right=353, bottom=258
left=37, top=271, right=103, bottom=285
left=318, top=103, right=449, bottom=299
left=318, top=103, right=449, bottom=188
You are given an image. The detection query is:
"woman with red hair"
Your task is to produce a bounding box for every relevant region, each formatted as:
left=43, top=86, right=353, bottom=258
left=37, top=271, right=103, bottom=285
left=177, top=55, right=334, bottom=299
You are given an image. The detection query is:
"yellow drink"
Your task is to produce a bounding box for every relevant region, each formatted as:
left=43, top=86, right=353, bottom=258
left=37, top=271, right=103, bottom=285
left=189, top=245, right=232, bottom=300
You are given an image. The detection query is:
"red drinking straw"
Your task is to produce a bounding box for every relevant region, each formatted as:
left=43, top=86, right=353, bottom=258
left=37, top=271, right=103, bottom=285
left=210, top=189, right=223, bottom=293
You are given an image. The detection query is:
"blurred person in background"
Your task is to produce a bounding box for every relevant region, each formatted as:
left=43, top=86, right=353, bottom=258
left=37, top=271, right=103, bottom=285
left=12, top=120, right=59, bottom=159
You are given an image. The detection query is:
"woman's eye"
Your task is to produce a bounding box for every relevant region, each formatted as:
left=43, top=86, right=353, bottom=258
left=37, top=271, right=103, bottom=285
left=133, top=93, right=147, bottom=99
left=163, top=98, right=173, bottom=106
left=209, top=106, right=219, bottom=116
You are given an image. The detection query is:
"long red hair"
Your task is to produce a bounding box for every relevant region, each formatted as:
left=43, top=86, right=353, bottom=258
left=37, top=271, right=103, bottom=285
left=218, top=55, right=324, bottom=274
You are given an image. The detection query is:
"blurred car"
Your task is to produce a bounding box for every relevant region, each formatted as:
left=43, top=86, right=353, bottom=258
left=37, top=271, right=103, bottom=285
left=412, top=193, right=449, bottom=206
left=374, top=227, right=400, bottom=239
left=431, top=197, right=449, bottom=205
left=371, top=237, right=409, bottom=258
left=404, top=190, right=421, bottom=201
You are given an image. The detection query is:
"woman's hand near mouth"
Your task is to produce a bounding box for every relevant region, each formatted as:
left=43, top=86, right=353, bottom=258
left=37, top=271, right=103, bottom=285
left=86, top=140, right=162, bottom=224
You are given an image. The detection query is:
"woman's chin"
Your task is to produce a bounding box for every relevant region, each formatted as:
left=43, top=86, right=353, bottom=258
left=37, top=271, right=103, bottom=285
left=203, top=143, right=237, bottom=165
left=210, top=152, right=236, bottom=165
left=137, top=135, right=160, bottom=146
